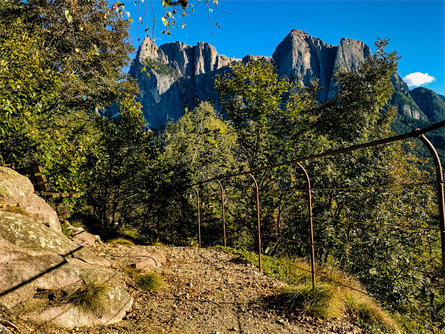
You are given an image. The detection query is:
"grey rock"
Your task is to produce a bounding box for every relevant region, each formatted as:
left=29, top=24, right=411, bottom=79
left=272, top=30, right=371, bottom=101
left=0, top=167, right=61, bottom=233
left=130, top=36, right=238, bottom=130
left=0, top=168, right=131, bottom=328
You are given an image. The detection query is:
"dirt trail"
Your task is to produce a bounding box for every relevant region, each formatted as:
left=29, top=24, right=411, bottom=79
left=2, top=244, right=361, bottom=333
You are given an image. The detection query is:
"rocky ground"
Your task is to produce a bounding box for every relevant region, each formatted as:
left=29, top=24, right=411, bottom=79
left=1, top=244, right=362, bottom=334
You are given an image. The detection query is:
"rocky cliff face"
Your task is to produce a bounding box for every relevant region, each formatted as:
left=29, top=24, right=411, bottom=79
left=130, top=29, right=443, bottom=131
left=272, top=30, right=371, bottom=101
left=129, top=37, right=237, bottom=130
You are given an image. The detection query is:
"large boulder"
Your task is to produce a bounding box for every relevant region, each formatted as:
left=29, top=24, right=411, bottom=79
left=0, top=167, right=61, bottom=233
left=0, top=168, right=132, bottom=328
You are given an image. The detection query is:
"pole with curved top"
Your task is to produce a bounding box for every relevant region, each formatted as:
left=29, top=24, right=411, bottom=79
left=249, top=173, right=262, bottom=273
left=216, top=180, right=227, bottom=248
left=418, top=134, right=445, bottom=282
left=295, top=162, right=316, bottom=289
left=192, top=186, right=201, bottom=248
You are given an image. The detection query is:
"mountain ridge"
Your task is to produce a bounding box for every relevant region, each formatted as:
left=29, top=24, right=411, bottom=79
left=129, top=29, right=444, bottom=134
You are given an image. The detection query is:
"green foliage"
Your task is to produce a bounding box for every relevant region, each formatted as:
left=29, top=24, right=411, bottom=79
left=215, top=60, right=324, bottom=252
left=317, top=38, right=399, bottom=143
left=215, top=59, right=319, bottom=169
left=86, top=95, right=154, bottom=236
left=68, top=283, right=108, bottom=315
left=135, top=102, right=240, bottom=245
left=24, top=0, right=135, bottom=112
left=0, top=0, right=61, bottom=166
left=0, top=0, right=138, bottom=200
left=162, top=102, right=239, bottom=182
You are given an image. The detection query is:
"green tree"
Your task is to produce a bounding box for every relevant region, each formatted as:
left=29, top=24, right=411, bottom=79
left=138, top=102, right=240, bottom=245
left=25, top=0, right=136, bottom=113
left=0, top=0, right=138, bottom=199
left=215, top=60, right=321, bottom=251
left=0, top=0, right=61, bottom=166
left=85, top=95, right=153, bottom=236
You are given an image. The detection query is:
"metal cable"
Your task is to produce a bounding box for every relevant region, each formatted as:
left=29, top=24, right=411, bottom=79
left=312, top=217, right=440, bottom=231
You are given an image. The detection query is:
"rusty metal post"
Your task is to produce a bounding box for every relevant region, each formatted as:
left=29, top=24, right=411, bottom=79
left=296, top=163, right=316, bottom=289
left=216, top=180, right=227, bottom=248
left=418, top=134, right=445, bottom=282
left=192, top=186, right=202, bottom=248
left=248, top=173, right=262, bottom=273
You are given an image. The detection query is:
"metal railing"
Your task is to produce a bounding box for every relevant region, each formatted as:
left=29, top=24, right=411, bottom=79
left=191, top=120, right=445, bottom=289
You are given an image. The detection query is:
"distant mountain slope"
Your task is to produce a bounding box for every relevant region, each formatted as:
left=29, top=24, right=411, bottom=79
left=410, top=87, right=445, bottom=122
left=130, top=30, right=444, bottom=156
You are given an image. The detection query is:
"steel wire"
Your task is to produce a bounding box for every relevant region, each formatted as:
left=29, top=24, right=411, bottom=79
left=312, top=217, right=440, bottom=231
left=271, top=181, right=436, bottom=194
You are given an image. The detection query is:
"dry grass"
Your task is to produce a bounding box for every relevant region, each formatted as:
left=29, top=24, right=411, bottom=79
left=1, top=205, right=30, bottom=216
left=109, top=238, right=135, bottom=246
left=68, top=283, right=108, bottom=315
left=134, top=272, right=164, bottom=291
left=224, top=247, right=398, bottom=333
left=123, top=267, right=165, bottom=291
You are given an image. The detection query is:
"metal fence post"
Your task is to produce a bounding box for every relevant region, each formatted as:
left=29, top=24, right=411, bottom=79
left=192, top=186, right=201, bottom=248
left=418, top=134, right=445, bottom=282
left=216, top=180, right=227, bottom=248
left=248, top=173, right=262, bottom=273
left=296, top=163, right=316, bottom=289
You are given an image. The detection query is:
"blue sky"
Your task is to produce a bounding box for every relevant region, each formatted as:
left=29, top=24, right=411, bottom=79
left=124, top=0, right=445, bottom=95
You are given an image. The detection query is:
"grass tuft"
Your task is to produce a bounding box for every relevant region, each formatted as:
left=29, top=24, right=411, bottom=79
left=2, top=205, right=30, bottom=216
left=109, top=238, right=135, bottom=246
left=68, top=283, right=107, bottom=314
left=221, top=247, right=398, bottom=333
left=277, top=283, right=343, bottom=318
left=134, top=272, right=164, bottom=291
left=344, top=293, right=398, bottom=333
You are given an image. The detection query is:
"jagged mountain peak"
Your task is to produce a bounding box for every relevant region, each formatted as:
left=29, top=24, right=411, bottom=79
left=129, top=30, right=442, bottom=132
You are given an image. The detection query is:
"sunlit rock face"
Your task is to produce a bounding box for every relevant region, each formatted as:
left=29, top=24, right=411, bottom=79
left=130, top=37, right=238, bottom=130
left=130, top=29, right=442, bottom=131
left=272, top=30, right=371, bottom=101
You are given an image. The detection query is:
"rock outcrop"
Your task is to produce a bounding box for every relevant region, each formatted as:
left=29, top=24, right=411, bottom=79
left=130, top=37, right=238, bottom=130
left=0, top=167, right=60, bottom=233
left=130, top=30, right=372, bottom=129
left=0, top=168, right=132, bottom=328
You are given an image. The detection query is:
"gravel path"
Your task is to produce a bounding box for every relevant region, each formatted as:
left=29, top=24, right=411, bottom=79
left=1, top=244, right=362, bottom=333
